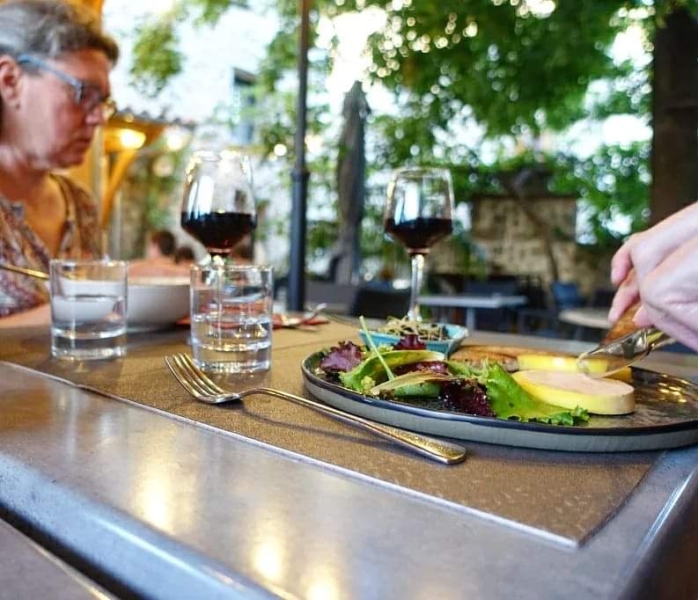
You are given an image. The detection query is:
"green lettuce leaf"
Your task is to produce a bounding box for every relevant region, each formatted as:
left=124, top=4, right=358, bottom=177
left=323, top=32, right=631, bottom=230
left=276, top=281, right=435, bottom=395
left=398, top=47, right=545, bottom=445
left=339, top=350, right=445, bottom=394
left=481, top=363, right=588, bottom=425
left=369, top=371, right=457, bottom=397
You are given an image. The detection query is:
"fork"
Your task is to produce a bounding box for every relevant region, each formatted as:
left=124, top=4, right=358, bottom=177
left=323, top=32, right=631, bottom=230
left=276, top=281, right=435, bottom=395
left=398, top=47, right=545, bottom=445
left=165, top=353, right=467, bottom=465
left=0, top=263, right=50, bottom=280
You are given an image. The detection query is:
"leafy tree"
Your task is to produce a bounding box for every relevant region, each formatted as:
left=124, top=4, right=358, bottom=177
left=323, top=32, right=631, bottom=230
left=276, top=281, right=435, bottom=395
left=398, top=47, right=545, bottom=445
left=127, top=0, right=698, bottom=257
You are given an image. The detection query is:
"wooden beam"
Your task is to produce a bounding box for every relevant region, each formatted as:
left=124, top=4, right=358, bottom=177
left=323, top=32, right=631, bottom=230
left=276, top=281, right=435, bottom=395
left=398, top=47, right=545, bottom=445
left=100, top=117, right=167, bottom=229
left=77, top=0, right=103, bottom=15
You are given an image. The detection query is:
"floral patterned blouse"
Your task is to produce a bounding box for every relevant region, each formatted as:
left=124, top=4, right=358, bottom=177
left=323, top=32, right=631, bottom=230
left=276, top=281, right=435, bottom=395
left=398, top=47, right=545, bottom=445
left=0, top=174, right=102, bottom=316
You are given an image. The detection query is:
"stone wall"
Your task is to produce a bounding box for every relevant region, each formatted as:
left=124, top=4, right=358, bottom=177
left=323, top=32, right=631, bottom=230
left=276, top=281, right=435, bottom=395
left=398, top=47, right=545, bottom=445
left=429, top=194, right=614, bottom=298
left=470, top=194, right=577, bottom=287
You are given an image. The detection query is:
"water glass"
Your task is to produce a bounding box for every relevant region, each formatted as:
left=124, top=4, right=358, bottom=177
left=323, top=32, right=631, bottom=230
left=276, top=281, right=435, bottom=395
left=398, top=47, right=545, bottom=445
left=50, top=259, right=128, bottom=360
left=190, top=264, right=273, bottom=373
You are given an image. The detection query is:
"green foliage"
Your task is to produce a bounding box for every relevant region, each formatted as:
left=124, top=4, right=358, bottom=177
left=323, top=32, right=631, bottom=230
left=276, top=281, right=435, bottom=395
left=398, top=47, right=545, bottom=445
left=128, top=0, right=253, bottom=96
left=130, top=17, right=183, bottom=96
left=587, top=60, right=651, bottom=120
left=551, top=142, right=651, bottom=247
left=123, top=0, right=692, bottom=261
left=187, top=0, right=249, bottom=24
left=356, top=0, right=628, bottom=136
left=119, top=143, right=190, bottom=257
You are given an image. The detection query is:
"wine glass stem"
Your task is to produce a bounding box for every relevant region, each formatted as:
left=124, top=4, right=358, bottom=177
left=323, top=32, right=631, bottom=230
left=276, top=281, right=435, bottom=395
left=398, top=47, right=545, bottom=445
left=408, top=253, right=425, bottom=321
left=211, top=253, right=226, bottom=266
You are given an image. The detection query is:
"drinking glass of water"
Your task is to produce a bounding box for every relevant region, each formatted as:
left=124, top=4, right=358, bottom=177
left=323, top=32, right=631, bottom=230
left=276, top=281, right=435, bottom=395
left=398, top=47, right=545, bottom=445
left=190, top=264, right=273, bottom=373
left=50, top=259, right=128, bottom=360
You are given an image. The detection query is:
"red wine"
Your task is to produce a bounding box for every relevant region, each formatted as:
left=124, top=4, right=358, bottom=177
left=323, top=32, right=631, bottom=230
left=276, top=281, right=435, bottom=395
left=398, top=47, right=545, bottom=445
left=384, top=217, right=452, bottom=254
left=181, top=211, right=256, bottom=254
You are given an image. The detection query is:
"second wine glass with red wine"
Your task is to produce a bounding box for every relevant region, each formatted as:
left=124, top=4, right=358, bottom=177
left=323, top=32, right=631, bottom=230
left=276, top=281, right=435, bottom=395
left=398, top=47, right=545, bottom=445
left=180, top=150, right=256, bottom=263
left=384, top=167, right=454, bottom=321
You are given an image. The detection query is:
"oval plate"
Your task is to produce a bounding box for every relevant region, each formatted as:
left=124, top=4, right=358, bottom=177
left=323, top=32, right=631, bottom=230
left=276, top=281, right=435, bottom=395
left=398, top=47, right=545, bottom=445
left=301, top=352, right=698, bottom=452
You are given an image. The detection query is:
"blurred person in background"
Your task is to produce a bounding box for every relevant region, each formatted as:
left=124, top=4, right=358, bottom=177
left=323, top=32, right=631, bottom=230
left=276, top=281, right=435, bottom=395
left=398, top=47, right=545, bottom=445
left=146, top=229, right=176, bottom=260
left=130, top=229, right=191, bottom=277
left=609, top=201, right=698, bottom=351
left=173, top=245, right=195, bottom=265
left=0, top=0, right=118, bottom=327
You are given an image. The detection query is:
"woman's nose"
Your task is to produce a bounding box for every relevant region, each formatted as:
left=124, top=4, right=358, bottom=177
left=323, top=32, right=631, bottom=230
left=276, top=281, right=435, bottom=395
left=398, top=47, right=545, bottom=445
left=84, top=104, right=108, bottom=126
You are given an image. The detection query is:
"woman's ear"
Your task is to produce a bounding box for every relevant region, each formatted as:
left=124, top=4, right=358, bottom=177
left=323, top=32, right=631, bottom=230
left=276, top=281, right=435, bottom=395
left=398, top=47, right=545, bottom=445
left=0, top=56, right=23, bottom=108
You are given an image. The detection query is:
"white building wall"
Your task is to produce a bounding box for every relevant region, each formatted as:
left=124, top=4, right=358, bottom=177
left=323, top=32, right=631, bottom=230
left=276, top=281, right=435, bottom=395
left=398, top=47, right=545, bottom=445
left=103, top=3, right=278, bottom=123
left=102, top=3, right=291, bottom=269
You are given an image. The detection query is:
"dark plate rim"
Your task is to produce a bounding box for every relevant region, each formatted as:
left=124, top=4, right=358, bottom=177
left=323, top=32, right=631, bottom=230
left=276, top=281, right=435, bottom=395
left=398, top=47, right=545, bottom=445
left=300, top=351, right=698, bottom=437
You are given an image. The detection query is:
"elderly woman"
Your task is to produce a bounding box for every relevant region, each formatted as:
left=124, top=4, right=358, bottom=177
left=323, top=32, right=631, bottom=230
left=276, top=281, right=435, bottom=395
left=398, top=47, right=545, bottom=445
left=0, top=0, right=118, bottom=327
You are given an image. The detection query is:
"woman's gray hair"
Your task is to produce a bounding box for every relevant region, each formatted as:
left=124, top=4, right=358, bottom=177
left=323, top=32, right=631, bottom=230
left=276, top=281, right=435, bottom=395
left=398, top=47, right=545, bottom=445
left=0, top=0, right=119, bottom=63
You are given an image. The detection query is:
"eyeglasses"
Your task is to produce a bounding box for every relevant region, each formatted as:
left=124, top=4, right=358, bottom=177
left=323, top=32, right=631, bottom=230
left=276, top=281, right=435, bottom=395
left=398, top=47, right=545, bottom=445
left=16, top=54, right=117, bottom=120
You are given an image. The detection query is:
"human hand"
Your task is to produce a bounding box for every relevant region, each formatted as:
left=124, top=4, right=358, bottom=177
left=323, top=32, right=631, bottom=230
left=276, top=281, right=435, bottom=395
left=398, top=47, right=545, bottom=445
left=618, top=236, right=698, bottom=351
left=613, top=237, right=698, bottom=350
left=609, top=202, right=698, bottom=323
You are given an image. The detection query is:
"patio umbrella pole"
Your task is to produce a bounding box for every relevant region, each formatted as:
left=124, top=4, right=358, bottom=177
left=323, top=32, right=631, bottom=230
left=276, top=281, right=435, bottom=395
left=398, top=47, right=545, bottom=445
left=288, top=0, right=311, bottom=312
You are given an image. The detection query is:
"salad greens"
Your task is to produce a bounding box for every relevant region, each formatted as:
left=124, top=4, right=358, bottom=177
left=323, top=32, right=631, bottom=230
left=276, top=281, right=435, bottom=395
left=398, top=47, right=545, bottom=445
left=339, top=350, right=445, bottom=394
left=323, top=340, right=588, bottom=426
left=480, top=363, right=587, bottom=426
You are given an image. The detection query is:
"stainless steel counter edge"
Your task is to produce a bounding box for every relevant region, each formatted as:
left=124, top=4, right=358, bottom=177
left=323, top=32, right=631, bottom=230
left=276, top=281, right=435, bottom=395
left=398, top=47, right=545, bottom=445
left=0, top=455, right=280, bottom=600
left=1, top=362, right=698, bottom=599
left=0, top=517, right=115, bottom=599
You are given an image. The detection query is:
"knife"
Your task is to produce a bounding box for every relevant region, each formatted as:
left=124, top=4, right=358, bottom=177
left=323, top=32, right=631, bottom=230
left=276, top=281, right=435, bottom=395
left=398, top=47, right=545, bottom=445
left=576, top=326, right=675, bottom=378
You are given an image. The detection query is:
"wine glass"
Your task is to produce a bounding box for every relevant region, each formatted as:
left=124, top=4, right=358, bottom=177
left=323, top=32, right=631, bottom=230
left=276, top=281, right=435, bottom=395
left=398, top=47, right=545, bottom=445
left=384, top=167, right=454, bottom=321
left=180, top=150, right=256, bottom=264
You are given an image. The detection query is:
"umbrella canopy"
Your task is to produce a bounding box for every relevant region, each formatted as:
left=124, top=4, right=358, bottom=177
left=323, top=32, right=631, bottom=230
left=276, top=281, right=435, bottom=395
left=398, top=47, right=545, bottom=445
left=331, top=81, right=370, bottom=284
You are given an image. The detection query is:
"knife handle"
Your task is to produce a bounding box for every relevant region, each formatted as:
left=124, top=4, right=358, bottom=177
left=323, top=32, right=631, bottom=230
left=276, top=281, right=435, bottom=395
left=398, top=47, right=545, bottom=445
left=602, top=302, right=640, bottom=344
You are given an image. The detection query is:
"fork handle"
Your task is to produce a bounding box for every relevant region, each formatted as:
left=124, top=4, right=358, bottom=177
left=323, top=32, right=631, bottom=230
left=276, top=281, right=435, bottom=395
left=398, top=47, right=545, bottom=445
left=245, top=387, right=467, bottom=465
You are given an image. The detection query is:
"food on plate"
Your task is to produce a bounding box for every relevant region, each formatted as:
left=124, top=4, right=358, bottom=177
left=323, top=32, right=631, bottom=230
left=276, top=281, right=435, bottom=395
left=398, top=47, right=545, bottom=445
left=449, top=346, right=633, bottom=382
left=375, top=316, right=453, bottom=341
left=517, top=353, right=608, bottom=374
left=449, top=346, right=554, bottom=372
left=318, top=338, right=589, bottom=426
left=449, top=346, right=518, bottom=371
left=512, top=370, right=635, bottom=415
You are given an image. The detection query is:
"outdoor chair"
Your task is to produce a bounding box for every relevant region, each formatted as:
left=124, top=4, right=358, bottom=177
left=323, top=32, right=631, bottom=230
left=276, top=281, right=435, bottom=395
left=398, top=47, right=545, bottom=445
left=349, top=285, right=410, bottom=320
left=306, top=280, right=358, bottom=315
left=551, top=281, right=585, bottom=311
left=516, top=277, right=559, bottom=337
left=462, top=278, right=520, bottom=332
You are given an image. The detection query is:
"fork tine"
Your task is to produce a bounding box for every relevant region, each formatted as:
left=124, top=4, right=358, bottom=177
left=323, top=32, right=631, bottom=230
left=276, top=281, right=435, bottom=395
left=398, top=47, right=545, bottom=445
left=172, top=354, right=220, bottom=398
left=166, top=355, right=207, bottom=400
left=179, top=353, right=227, bottom=395
left=173, top=354, right=221, bottom=398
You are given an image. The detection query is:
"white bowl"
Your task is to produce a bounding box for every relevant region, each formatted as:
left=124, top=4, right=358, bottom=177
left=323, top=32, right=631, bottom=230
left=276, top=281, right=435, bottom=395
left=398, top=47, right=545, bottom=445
left=128, top=276, right=190, bottom=330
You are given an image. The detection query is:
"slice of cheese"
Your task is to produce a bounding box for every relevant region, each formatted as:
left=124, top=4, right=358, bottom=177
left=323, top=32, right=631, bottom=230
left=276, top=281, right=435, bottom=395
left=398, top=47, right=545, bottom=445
left=517, top=354, right=633, bottom=382
left=517, top=354, right=607, bottom=373
left=512, top=370, right=635, bottom=415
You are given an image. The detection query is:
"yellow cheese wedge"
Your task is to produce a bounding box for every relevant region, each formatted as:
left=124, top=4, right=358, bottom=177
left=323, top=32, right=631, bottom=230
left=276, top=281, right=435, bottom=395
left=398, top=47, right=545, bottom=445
left=512, top=370, right=635, bottom=415
left=517, top=354, right=606, bottom=373
left=516, top=354, right=633, bottom=382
